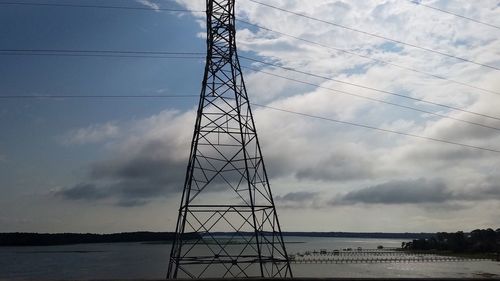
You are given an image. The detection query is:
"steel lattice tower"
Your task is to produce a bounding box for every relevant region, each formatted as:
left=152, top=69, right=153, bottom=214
left=166, top=0, right=292, bottom=278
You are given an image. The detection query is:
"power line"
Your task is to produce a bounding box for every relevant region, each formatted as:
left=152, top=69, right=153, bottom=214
left=2, top=94, right=499, bottom=154
left=408, top=0, right=500, bottom=30
left=0, top=53, right=204, bottom=60
left=0, top=1, right=204, bottom=13
left=236, top=19, right=500, bottom=97
left=0, top=50, right=205, bottom=59
left=0, top=95, right=199, bottom=99
left=4, top=1, right=498, bottom=70
left=247, top=0, right=500, bottom=71
left=241, top=65, right=500, bottom=132
left=239, top=56, right=500, bottom=122
left=4, top=49, right=500, bottom=123
left=252, top=103, right=500, bottom=154
left=4, top=1, right=498, bottom=95
left=0, top=49, right=204, bottom=55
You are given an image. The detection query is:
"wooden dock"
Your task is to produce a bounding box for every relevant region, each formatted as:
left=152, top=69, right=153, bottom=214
left=289, top=249, right=492, bottom=264
left=290, top=256, right=489, bottom=264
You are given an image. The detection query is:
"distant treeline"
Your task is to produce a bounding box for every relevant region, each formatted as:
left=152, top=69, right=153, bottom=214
left=0, top=232, right=199, bottom=246
left=282, top=232, right=433, bottom=239
left=0, top=231, right=438, bottom=246
left=210, top=231, right=433, bottom=239
left=403, top=228, right=500, bottom=253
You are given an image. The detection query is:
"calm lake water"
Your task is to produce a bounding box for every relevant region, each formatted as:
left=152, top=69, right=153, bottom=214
left=0, top=237, right=499, bottom=279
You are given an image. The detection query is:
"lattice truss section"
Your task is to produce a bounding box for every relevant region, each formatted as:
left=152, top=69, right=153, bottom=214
left=167, top=0, right=292, bottom=279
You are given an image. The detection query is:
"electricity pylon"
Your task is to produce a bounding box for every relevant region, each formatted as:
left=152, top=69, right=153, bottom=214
left=166, top=0, right=292, bottom=278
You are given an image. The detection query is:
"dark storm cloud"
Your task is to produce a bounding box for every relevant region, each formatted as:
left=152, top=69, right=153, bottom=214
left=433, top=118, right=500, bottom=143
left=56, top=183, right=109, bottom=200
left=480, top=184, right=500, bottom=198
left=56, top=139, right=188, bottom=207
left=333, top=175, right=500, bottom=207
left=295, top=151, right=374, bottom=181
left=110, top=179, right=181, bottom=198
left=90, top=139, right=186, bottom=186
left=116, top=198, right=150, bottom=207
left=56, top=178, right=181, bottom=207
left=405, top=146, right=490, bottom=164
left=56, top=179, right=182, bottom=207
left=455, top=176, right=500, bottom=201
left=275, top=191, right=318, bottom=202
left=56, top=137, right=262, bottom=206
left=335, top=178, right=452, bottom=205
left=274, top=191, right=320, bottom=209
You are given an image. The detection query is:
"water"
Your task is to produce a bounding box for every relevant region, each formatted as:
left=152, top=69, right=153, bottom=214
left=0, top=237, right=499, bottom=279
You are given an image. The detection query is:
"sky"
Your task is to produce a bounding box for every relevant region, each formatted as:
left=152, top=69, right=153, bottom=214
left=0, top=0, right=499, bottom=233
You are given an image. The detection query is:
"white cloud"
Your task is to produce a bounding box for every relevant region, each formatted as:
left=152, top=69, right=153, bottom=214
left=135, top=0, right=160, bottom=11
left=56, top=0, right=500, bottom=230
left=61, top=122, right=120, bottom=145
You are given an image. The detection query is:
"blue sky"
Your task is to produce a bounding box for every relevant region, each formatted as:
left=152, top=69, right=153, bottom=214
left=0, top=0, right=206, bottom=231
left=1, top=3, right=200, bottom=180
left=1, top=0, right=500, bottom=233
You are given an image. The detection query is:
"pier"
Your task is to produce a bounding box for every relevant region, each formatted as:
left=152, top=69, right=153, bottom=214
left=289, top=249, right=492, bottom=264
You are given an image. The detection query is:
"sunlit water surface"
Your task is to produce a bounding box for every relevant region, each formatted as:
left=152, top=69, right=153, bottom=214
left=0, top=237, right=499, bottom=279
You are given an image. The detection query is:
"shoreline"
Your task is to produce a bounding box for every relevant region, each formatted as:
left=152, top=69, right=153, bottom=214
left=0, top=231, right=427, bottom=247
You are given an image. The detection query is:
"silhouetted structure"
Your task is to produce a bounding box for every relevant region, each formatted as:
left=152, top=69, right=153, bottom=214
left=0, top=232, right=196, bottom=246
left=166, top=0, right=292, bottom=278
left=403, top=228, right=500, bottom=254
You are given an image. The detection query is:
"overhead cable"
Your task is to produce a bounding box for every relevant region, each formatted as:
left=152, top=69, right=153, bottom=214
left=4, top=1, right=498, bottom=94
left=407, top=0, right=500, bottom=30
left=0, top=1, right=204, bottom=12
left=1, top=94, right=499, bottom=154
left=247, top=0, right=500, bottom=71
left=236, top=19, right=500, bottom=97
left=0, top=49, right=204, bottom=59
left=252, top=103, right=500, bottom=154
left=239, top=56, right=500, bottom=121
left=241, top=65, right=500, bottom=132
left=0, top=95, right=199, bottom=99
left=4, top=49, right=500, bottom=123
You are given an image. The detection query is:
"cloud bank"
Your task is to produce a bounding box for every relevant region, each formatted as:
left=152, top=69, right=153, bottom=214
left=54, top=0, right=500, bottom=230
